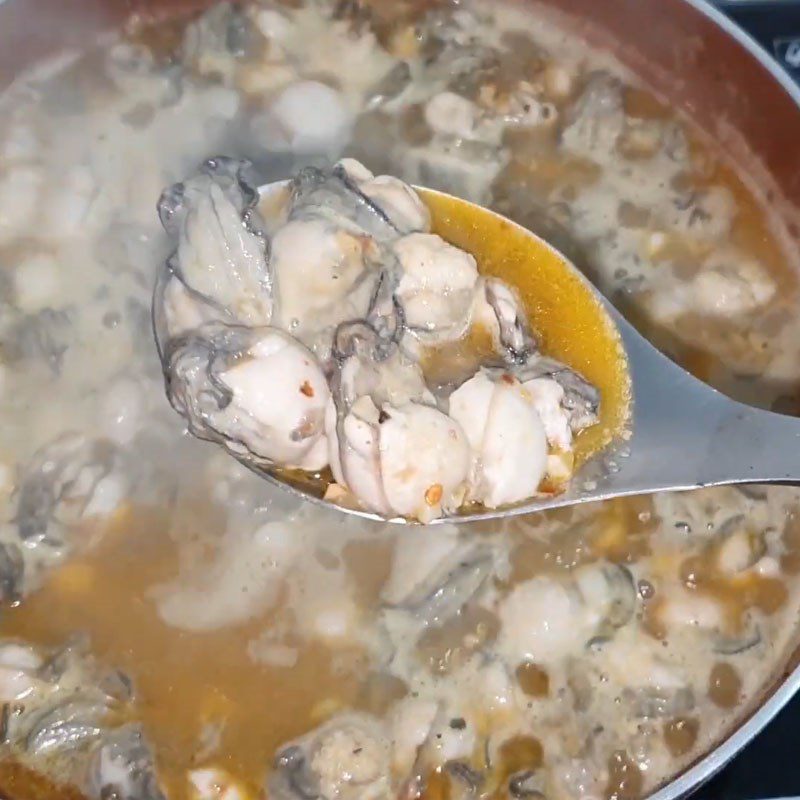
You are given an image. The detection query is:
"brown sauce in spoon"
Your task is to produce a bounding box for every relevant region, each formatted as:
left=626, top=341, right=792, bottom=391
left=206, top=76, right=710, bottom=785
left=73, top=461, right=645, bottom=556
left=421, top=189, right=632, bottom=468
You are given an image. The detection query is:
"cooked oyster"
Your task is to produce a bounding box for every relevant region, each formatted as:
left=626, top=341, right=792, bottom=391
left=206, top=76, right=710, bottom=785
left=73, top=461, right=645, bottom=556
left=337, top=158, right=430, bottom=235
left=383, top=532, right=495, bottom=626
left=270, top=162, right=397, bottom=358
left=449, top=369, right=549, bottom=508
left=0, top=638, right=130, bottom=763
left=497, top=356, right=601, bottom=436
left=14, top=434, right=123, bottom=547
left=326, top=322, right=470, bottom=521
left=560, top=71, right=625, bottom=159
left=3, top=307, right=74, bottom=375
left=469, top=279, right=599, bottom=443
left=474, top=277, right=538, bottom=363
left=85, top=724, right=165, bottom=800
left=153, top=158, right=599, bottom=519
left=155, top=156, right=274, bottom=337
left=392, top=232, right=480, bottom=345
left=0, top=641, right=47, bottom=705
left=269, top=216, right=383, bottom=348
left=288, top=161, right=414, bottom=244
left=269, top=712, right=392, bottom=800
left=496, top=562, right=638, bottom=664
left=182, top=2, right=262, bottom=82
left=162, top=323, right=329, bottom=471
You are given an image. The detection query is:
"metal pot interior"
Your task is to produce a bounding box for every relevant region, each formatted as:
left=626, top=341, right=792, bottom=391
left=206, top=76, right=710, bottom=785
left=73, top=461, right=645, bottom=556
left=0, top=1, right=799, bottom=799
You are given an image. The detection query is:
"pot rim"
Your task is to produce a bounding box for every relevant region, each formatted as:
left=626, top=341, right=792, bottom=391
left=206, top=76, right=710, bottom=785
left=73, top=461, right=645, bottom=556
left=684, top=0, right=800, bottom=108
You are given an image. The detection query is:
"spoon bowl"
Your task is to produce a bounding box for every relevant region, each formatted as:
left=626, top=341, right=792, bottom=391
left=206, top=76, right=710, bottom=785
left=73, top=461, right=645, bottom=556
left=252, top=181, right=800, bottom=524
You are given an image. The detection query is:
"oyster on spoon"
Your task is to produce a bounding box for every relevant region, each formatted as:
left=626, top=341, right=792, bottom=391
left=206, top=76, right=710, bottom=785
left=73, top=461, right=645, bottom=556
left=153, top=157, right=800, bottom=524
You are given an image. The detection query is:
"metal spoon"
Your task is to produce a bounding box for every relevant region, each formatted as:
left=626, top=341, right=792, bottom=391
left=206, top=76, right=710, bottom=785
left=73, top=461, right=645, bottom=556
left=256, top=181, right=800, bottom=525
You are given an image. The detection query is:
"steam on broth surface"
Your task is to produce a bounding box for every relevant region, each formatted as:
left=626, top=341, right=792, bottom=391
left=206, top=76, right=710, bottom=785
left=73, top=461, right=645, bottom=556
left=0, top=1, right=799, bottom=799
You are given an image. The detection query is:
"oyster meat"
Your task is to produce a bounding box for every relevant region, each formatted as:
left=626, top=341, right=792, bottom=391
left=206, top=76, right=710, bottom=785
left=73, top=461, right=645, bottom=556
left=153, top=157, right=600, bottom=520
left=269, top=712, right=392, bottom=800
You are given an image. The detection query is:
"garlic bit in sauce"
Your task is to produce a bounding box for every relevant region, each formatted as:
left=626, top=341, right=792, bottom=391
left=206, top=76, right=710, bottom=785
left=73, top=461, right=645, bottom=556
left=154, top=157, right=625, bottom=521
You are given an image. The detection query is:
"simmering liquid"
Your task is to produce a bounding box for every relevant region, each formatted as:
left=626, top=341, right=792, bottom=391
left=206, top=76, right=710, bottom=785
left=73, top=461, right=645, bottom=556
left=0, top=504, right=376, bottom=799
left=0, top=1, right=799, bottom=799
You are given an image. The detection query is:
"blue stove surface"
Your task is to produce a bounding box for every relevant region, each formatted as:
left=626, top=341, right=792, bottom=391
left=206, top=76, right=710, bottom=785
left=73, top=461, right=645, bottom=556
left=691, top=5, right=799, bottom=798
left=715, top=1, right=800, bottom=84
left=694, top=693, right=800, bottom=799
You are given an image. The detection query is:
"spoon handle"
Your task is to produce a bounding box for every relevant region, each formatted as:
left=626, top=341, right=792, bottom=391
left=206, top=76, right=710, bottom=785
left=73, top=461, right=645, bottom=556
left=459, top=308, right=800, bottom=524
left=608, top=310, right=800, bottom=494
left=692, top=398, right=800, bottom=487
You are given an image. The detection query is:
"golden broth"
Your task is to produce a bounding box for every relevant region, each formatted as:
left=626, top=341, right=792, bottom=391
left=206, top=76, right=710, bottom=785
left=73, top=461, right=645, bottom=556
left=0, top=505, right=371, bottom=800
left=421, top=189, right=632, bottom=466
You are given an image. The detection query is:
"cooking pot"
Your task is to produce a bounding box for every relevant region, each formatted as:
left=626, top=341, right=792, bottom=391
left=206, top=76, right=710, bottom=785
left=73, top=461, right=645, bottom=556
left=0, top=1, right=799, bottom=799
